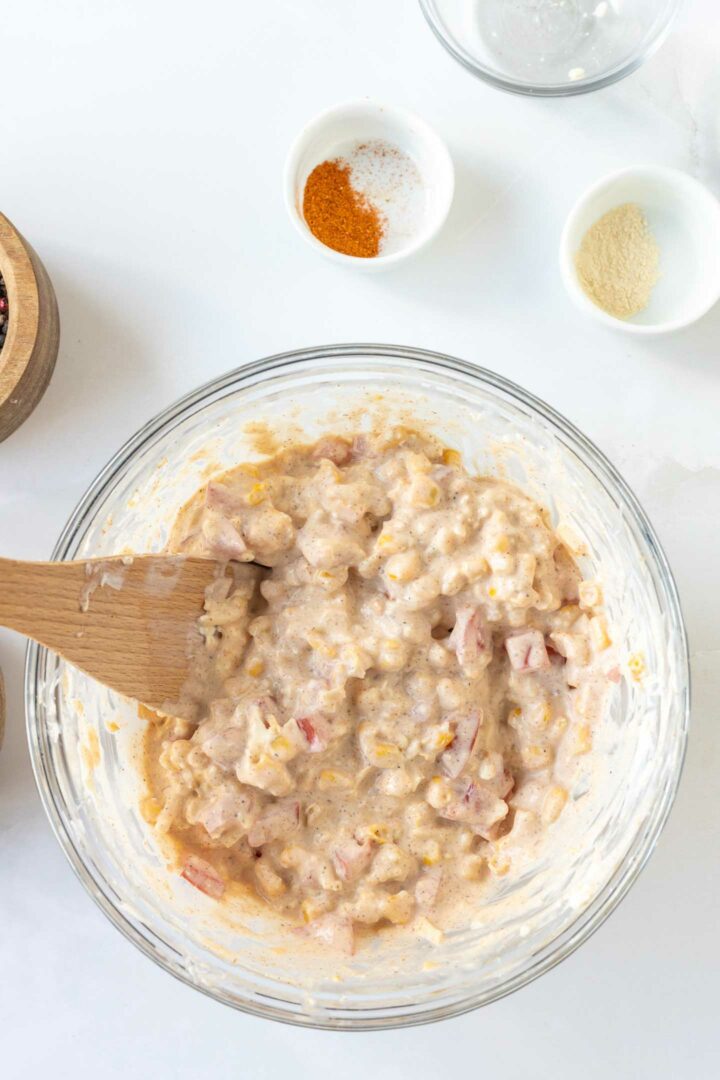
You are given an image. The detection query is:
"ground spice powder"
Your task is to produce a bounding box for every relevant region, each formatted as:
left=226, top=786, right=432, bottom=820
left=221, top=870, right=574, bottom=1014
left=302, top=159, right=384, bottom=258
left=575, top=202, right=660, bottom=319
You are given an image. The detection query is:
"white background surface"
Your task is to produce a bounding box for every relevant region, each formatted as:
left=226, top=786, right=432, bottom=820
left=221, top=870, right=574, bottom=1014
left=1, top=2, right=718, bottom=1077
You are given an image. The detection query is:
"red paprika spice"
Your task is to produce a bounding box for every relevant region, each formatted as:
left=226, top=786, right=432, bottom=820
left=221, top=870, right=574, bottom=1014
left=302, top=159, right=384, bottom=258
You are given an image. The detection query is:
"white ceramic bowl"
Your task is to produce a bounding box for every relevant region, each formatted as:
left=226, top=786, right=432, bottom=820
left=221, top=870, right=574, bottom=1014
left=284, top=100, right=455, bottom=270
left=560, top=166, right=720, bottom=334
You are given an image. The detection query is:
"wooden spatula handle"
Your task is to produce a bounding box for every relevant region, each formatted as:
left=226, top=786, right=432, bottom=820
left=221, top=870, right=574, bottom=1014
left=0, top=556, right=92, bottom=640
left=0, top=555, right=218, bottom=709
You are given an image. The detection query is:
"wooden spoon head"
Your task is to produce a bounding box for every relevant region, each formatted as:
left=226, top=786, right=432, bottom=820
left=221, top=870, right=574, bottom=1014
left=73, top=555, right=221, bottom=710
left=0, top=555, right=227, bottom=711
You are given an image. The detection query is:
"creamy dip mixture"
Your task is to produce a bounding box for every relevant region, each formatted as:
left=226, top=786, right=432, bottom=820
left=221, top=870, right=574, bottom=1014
left=142, top=431, right=617, bottom=953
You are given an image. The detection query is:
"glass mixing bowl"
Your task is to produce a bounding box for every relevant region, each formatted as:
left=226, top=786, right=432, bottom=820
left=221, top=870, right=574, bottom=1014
left=419, top=0, right=682, bottom=97
left=26, top=345, right=689, bottom=1029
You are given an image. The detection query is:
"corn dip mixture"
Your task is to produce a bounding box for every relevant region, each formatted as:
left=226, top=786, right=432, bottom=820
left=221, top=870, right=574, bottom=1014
left=142, top=431, right=617, bottom=953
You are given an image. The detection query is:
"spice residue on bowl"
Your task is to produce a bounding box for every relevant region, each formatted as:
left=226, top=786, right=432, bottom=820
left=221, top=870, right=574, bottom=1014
left=575, top=202, right=660, bottom=320
left=0, top=273, right=8, bottom=353
left=302, top=140, right=424, bottom=258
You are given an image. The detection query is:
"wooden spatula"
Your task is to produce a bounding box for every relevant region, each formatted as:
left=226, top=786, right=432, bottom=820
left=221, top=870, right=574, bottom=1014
left=0, top=555, right=223, bottom=710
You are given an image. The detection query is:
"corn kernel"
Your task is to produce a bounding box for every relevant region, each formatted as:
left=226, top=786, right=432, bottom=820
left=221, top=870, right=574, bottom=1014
left=318, top=769, right=352, bottom=790
left=478, top=755, right=499, bottom=782
left=385, top=550, right=422, bottom=583
left=256, top=753, right=273, bottom=770
left=440, top=567, right=467, bottom=596
left=462, top=554, right=489, bottom=578
left=383, top=890, right=413, bottom=924
left=106, top=721, right=120, bottom=733
left=341, top=644, right=370, bottom=677
left=571, top=724, right=592, bottom=756
left=526, top=701, right=551, bottom=730
left=377, top=531, right=403, bottom=554
left=421, top=840, right=442, bottom=866
left=437, top=678, right=465, bottom=711
left=488, top=586, right=497, bottom=598
left=429, top=526, right=458, bottom=557
left=301, top=898, right=327, bottom=923
left=247, top=657, right=265, bottom=677
left=442, top=448, right=461, bottom=466
left=456, top=828, right=474, bottom=852
left=426, top=775, right=453, bottom=808
left=139, top=795, right=162, bottom=825
left=410, top=477, right=440, bottom=508
left=628, top=652, right=645, bottom=682
left=255, top=862, right=286, bottom=898
left=487, top=850, right=512, bottom=876
left=428, top=642, right=452, bottom=669
left=433, top=727, right=454, bottom=751
left=556, top=521, right=588, bottom=556
left=365, top=823, right=391, bottom=844
left=279, top=844, right=303, bottom=868
left=249, top=614, right=272, bottom=637
left=424, top=484, right=440, bottom=507
left=306, top=630, right=337, bottom=659
left=459, top=854, right=485, bottom=880
left=270, top=736, right=291, bottom=756
left=246, top=482, right=265, bottom=506
left=551, top=631, right=590, bottom=668
left=552, top=714, right=569, bottom=737
left=542, top=785, right=568, bottom=824
left=374, top=742, right=401, bottom=761
left=377, top=643, right=407, bottom=673
left=493, top=534, right=511, bottom=554
left=416, top=915, right=445, bottom=944
left=578, top=580, right=603, bottom=610
left=138, top=703, right=163, bottom=723
left=553, top=604, right=581, bottom=634
left=590, top=616, right=611, bottom=651
left=521, top=743, right=552, bottom=770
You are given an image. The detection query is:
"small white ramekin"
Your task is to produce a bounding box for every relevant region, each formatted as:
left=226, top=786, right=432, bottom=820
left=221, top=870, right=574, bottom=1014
left=560, top=165, right=720, bottom=334
left=284, top=100, right=455, bottom=270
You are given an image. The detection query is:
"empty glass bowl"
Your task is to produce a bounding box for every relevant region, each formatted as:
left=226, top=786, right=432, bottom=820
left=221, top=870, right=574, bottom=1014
left=419, top=0, right=682, bottom=96
left=26, top=345, right=689, bottom=1028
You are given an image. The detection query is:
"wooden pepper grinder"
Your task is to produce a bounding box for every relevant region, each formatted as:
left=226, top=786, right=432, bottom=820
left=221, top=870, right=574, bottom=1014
left=0, top=210, right=60, bottom=442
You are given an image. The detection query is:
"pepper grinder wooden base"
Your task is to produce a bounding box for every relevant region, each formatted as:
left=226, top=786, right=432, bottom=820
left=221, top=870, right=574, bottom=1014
left=0, top=211, right=60, bottom=442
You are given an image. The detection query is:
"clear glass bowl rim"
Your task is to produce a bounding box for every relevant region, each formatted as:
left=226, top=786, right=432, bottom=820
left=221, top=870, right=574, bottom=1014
left=25, top=343, right=690, bottom=1029
left=417, top=0, right=684, bottom=98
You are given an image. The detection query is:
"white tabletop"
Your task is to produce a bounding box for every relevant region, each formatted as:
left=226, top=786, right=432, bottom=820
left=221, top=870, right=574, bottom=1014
left=1, top=2, right=718, bottom=1077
